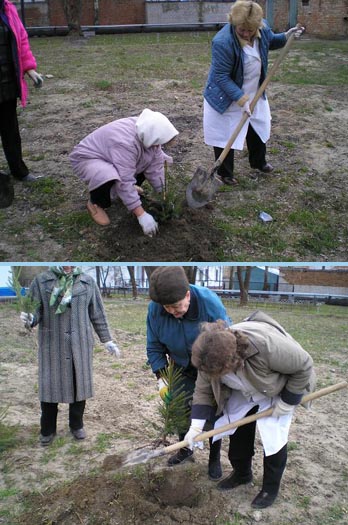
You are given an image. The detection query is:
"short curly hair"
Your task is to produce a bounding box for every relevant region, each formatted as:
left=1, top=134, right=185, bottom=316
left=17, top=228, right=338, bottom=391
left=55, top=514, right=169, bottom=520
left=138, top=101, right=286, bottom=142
left=191, top=320, right=250, bottom=377
left=228, top=1, right=264, bottom=31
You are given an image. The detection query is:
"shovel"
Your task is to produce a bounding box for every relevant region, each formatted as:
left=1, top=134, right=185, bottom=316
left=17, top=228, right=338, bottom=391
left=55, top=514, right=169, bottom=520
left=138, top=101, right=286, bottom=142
left=186, top=30, right=299, bottom=209
left=122, top=381, right=347, bottom=467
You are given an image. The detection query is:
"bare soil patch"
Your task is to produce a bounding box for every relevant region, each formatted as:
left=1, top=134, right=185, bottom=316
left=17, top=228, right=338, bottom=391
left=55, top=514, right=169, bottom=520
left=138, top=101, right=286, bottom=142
left=0, top=37, right=347, bottom=261
left=1, top=301, right=347, bottom=525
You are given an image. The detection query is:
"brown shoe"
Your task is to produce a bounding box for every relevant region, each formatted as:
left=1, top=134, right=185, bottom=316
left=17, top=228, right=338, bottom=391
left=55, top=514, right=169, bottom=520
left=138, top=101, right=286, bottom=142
left=87, top=200, right=110, bottom=226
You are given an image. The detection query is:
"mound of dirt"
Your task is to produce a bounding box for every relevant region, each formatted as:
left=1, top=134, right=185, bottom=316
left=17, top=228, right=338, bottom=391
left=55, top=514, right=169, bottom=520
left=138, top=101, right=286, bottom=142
left=16, top=465, right=218, bottom=525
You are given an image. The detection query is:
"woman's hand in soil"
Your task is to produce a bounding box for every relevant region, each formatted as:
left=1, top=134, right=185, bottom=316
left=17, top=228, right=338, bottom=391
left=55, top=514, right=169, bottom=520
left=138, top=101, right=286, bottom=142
left=137, top=211, right=159, bottom=237
left=184, top=419, right=206, bottom=450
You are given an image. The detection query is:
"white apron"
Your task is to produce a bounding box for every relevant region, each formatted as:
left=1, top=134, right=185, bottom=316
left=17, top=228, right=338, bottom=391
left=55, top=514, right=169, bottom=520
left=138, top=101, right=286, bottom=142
left=204, top=39, right=271, bottom=150
left=212, top=371, right=292, bottom=457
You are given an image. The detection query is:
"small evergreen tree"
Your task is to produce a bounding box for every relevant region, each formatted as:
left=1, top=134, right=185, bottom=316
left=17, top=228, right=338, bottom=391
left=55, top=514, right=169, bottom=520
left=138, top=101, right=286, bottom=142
left=141, top=162, right=182, bottom=223
left=155, top=360, right=191, bottom=444
left=8, top=268, right=40, bottom=332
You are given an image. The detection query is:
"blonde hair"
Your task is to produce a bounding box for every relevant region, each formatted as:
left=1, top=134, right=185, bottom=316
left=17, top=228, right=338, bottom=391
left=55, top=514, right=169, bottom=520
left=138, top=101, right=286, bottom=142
left=191, top=320, right=250, bottom=377
left=228, top=1, right=264, bottom=31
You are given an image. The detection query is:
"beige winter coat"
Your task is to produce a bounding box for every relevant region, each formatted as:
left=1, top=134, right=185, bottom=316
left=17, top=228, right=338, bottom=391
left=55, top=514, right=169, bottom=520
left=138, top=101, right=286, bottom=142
left=191, top=311, right=316, bottom=420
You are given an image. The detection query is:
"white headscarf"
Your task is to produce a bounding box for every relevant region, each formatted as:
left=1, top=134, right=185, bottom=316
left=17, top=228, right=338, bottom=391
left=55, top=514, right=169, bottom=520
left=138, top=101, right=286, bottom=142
left=135, top=108, right=179, bottom=148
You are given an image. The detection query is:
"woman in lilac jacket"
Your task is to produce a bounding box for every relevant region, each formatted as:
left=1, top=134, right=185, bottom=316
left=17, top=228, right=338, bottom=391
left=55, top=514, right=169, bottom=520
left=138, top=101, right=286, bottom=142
left=70, top=108, right=179, bottom=236
left=0, top=0, right=43, bottom=189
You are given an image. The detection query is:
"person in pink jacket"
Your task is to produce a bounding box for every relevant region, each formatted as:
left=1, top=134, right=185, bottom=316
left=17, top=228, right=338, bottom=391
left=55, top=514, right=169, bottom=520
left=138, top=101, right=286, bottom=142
left=0, top=0, right=43, bottom=196
left=69, top=108, right=179, bottom=236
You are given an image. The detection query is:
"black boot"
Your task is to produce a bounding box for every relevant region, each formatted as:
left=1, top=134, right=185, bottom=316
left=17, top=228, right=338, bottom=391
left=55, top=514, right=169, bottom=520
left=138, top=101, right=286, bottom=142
left=251, top=445, right=287, bottom=509
left=208, top=438, right=222, bottom=481
left=167, top=447, right=194, bottom=466
left=217, top=457, right=253, bottom=491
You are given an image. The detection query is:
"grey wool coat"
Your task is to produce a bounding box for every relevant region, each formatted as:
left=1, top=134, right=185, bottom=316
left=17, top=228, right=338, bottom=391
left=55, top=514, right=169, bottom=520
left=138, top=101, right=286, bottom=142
left=29, top=270, right=112, bottom=403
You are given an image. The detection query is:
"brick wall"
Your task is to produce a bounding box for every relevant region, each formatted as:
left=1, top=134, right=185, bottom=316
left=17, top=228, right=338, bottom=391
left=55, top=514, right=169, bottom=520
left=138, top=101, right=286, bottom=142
left=298, top=0, right=348, bottom=38
left=99, top=0, right=145, bottom=25
left=15, top=0, right=348, bottom=37
left=146, top=1, right=233, bottom=25
left=281, top=268, right=348, bottom=287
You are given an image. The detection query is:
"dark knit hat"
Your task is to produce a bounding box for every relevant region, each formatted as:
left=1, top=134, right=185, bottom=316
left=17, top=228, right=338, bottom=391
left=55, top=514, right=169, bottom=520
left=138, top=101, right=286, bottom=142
left=149, top=266, right=190, bottom=305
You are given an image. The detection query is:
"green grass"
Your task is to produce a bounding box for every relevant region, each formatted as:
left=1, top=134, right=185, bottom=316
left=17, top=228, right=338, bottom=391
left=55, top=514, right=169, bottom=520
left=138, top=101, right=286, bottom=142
left=0, top=408, right=19, bottom=455
left=1, top=34, right=344, bottom=260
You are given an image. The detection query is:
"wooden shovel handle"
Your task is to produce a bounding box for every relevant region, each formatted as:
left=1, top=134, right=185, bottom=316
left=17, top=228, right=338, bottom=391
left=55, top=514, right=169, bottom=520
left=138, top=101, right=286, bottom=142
left=214, top=31, right=297, bottom=170
left=162, top=381, right=348, bottom=455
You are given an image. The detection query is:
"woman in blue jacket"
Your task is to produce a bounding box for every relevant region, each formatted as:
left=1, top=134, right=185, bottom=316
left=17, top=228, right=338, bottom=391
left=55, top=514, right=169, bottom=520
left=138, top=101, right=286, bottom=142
left=203, top=0, right=303, bottom=185
left=146, top=266, right=232, bottom=480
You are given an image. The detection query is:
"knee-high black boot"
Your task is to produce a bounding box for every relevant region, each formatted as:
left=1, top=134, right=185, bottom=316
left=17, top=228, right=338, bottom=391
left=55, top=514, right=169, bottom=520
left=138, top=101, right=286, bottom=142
left=208, top=438, right=222, bottom=480
left=251, top=444, right=288, bottom=509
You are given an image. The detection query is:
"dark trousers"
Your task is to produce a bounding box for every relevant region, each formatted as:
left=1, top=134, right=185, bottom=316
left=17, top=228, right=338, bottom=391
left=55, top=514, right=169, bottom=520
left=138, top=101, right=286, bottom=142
left=213, top=124, right=267, bottom=178
left=228, top=406, right=287, bottom=495
left=40, top=400, right=86, bottom=436
left=0, top=98, right=29, bottom=179
left=90, top=172, right=146, bottom=208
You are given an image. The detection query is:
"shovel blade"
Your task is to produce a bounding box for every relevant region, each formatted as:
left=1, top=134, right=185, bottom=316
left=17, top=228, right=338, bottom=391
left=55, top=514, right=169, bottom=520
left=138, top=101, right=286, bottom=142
left=186, top=166, right=223, bottom=209
left=122, top=447, right=165, bottom=468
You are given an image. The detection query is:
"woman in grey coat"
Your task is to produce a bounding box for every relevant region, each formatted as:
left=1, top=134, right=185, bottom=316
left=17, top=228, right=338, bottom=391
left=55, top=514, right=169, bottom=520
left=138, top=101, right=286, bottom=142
left=20, top=266, right=120, bottom=446
left=184, top=311, right=316, bottom=509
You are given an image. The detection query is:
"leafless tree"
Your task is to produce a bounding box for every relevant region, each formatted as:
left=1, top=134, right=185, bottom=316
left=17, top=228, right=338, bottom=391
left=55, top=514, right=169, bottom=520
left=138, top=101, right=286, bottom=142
left=228, top=266, right=234, bottom=289
left=62, top=0, right=83, bottom=36
left=184, top=266, right=197, bottom=284
left=237, top=266, right=252, bottom=306
left=263, top=266, right=269, bottom=291
left=127, top=266, right=138, bottom=300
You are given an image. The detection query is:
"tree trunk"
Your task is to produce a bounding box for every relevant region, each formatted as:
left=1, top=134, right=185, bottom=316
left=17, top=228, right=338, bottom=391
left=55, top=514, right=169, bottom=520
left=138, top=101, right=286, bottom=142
left=237, top=266, right=252, bottom=306
left=63, top=0, right=83, bottom=36
left=99, top=267, right=110, bottom=296
left=263, top=266, right=269, bottom=291
left=127, top=266, right=138, bottom=300
left=184, top=266, right=197, bottom=284
left=228, top=267, right=234, bottom=289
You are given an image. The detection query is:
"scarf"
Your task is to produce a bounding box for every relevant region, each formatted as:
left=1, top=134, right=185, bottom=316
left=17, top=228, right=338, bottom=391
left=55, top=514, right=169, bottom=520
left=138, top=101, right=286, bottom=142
left=49, top=266, right=82, bottom=314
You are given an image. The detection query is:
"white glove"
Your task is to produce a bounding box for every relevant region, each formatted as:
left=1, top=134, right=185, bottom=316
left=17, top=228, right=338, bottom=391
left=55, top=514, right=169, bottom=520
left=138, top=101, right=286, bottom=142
left=241, top=100, right=251, bottom=116
left=137, top=212, right=159, bottom=237
left=20, top=311, right=34, bottom=329
left=285, top=25, right=305, bottom=40
left=104, top=341, right=121, bottom=358
left=272, top=398, right=295, bottom=418
left=26, top=69, right=44, bottom=88
left=184, top=419, right=206, bottom=450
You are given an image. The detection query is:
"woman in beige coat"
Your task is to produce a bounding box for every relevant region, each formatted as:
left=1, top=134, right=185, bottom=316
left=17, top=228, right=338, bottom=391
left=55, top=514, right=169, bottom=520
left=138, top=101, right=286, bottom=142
left=184, top=311, right=316, bottom=509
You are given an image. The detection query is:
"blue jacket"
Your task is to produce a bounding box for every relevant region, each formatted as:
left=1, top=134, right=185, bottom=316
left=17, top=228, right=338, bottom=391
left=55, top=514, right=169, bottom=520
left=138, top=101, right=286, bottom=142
left=146, top=284, right=231, bottom=374
left=204, top=20, right=287, bottom=114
